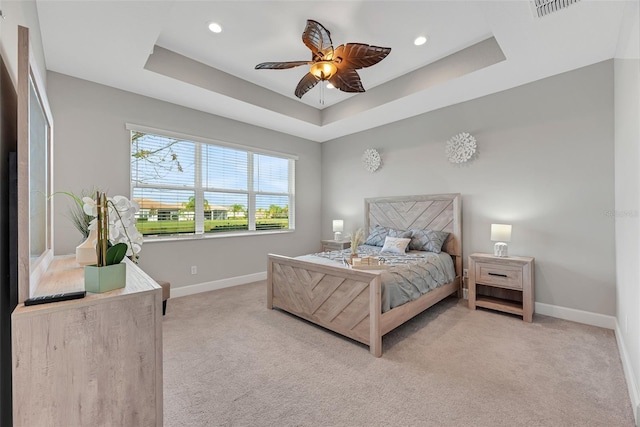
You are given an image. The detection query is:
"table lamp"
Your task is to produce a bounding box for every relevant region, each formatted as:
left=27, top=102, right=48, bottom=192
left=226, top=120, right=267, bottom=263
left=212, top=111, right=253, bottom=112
left=491, top=224, right=512, bottom=257
left=333, top=219, right=344, bottom=241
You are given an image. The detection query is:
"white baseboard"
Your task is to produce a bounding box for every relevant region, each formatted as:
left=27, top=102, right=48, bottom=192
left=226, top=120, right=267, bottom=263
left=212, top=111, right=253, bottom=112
left=536, top=303, right=636, bottom=424
left=535, top=302, right=616, bottom=329
left=173, top=278, right=616, bottom=329
left=615, top=322, right=640, bottom=426
left=171, top=271, right=267, bottom=298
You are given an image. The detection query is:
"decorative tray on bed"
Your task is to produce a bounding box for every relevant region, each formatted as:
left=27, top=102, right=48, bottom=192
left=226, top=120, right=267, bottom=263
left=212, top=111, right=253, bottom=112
left=348, top=256, right=391, bottom=270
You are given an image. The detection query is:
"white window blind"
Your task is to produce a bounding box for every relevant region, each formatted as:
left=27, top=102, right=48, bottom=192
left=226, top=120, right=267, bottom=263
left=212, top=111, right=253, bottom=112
left=129, top=126, right=295, bottom=237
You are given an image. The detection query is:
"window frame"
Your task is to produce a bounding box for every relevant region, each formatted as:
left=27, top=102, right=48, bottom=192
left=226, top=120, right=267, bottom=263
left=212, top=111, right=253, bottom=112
left=127, top=123, right=297, bottom=241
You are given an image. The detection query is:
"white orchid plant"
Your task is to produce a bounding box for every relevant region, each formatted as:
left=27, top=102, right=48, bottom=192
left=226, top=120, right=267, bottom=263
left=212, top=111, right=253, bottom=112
left=83, top=193, right=143, bottom=265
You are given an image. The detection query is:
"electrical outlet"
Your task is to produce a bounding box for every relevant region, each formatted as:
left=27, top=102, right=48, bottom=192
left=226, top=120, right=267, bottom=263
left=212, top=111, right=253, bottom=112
left=463, top=268, right=468, bottom=278
left=191, top=265, right=197, bottom=275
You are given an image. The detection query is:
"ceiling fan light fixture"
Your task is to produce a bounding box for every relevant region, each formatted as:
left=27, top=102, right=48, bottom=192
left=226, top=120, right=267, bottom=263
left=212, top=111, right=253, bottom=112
left=255, top=20, right=391, bottom=99
left=207, top=22, right=222, bottom=33
left=310, top=61, right=337, bottom=80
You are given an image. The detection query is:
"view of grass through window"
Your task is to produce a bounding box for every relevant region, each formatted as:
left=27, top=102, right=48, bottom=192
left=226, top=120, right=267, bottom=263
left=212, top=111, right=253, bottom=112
left=130, top=128, right=294, bottom=236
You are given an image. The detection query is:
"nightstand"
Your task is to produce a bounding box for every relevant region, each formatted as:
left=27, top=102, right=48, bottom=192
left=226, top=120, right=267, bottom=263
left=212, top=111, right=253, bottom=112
left=321, top=239, right=351, bottom=252
left=468, top=253, right=535, bottom=322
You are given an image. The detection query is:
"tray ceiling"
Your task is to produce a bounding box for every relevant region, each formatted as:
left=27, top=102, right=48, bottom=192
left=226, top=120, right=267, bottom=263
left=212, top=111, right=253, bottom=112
left=36, top=1, right=634, bottom=142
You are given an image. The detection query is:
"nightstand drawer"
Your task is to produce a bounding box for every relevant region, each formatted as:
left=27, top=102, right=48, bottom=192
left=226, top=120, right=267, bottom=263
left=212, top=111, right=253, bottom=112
left=475, top=262, right=523, bottom=290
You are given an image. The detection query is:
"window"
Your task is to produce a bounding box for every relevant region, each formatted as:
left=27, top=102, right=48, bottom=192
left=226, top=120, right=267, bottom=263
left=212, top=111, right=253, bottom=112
left=129, top=125, right=295, bottom=237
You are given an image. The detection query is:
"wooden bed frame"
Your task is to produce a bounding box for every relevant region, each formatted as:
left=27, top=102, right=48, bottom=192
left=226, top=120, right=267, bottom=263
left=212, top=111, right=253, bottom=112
left=267, top=193, right=462, bottom=357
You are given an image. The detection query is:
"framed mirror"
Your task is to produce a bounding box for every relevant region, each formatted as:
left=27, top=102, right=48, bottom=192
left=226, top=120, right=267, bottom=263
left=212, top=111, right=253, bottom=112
left=17, top=25, right=53, bottom=303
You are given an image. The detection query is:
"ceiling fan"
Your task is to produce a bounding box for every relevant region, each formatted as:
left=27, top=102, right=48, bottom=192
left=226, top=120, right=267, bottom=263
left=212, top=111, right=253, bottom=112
left=255, top=20, right=391, bottom=100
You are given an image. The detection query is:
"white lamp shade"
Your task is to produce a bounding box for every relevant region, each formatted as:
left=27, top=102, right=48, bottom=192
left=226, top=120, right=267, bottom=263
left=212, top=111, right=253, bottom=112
left=333, top=220, right=344, bottom=232
left=491, top=224, right=512, bottom=242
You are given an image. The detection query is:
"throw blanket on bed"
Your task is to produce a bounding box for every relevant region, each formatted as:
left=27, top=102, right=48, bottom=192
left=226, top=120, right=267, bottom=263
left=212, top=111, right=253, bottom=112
left=296, top=245, right=456, bottom=312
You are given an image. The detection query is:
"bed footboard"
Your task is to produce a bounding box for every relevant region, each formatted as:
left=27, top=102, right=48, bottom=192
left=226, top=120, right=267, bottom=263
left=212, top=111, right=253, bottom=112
left=267, top=254, right=384, bottom=356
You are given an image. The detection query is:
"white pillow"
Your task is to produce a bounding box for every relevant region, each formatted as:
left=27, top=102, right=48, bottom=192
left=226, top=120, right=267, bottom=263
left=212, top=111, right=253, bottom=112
left=380, top=236, right=411, bottom=254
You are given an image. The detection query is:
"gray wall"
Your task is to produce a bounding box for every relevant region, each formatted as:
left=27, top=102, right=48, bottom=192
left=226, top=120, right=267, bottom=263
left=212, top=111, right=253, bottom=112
left=614, top=57, right=640, bottom=417
left=322, top=60, right=616, bottom=316
left=47, top=72, right=322, bottom=289
left=613, top=4, right=640, bottom=417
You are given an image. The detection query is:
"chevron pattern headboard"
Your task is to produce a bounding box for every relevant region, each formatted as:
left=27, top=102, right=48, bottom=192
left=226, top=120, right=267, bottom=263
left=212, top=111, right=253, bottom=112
left=364, top=194, right=462, bottom=263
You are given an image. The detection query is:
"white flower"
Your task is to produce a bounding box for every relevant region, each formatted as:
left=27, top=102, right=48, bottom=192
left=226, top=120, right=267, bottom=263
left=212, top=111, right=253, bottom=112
left=83, top=194, right=143, bottom=259
left=82, top=196, right=97, bottom=216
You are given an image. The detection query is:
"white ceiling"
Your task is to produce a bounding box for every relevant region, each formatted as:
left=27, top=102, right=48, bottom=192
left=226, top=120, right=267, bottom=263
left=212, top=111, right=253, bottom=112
left=36, top=0, right=634, bottom=142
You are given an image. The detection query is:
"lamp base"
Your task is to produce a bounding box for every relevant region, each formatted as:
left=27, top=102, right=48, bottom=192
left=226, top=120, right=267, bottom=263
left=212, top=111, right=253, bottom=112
left=494, top=242, right=508, bottom=257
left=334, top=231, right=342, bottom=241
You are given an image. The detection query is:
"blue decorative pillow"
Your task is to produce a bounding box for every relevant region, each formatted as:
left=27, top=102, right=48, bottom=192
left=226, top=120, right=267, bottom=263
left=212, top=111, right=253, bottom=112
left=409, top=229, right=450, bottom=253
left=387, top=228, right=411, bottom=251
left=364, top=225, right=388, bottom=246
left=364, top=226, right=411, bottom=247
left=387, top=228, right=412, bottom=239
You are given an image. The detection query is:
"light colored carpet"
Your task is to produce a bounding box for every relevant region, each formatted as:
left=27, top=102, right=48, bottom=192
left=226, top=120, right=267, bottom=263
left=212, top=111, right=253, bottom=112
left=163, top=282, right=634, bottom=426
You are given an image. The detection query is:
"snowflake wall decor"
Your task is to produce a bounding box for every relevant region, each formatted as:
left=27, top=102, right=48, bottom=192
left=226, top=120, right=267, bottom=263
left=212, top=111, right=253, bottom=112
left=362, top=148, right=381, bottom=173
left=445, top=132, right=477, bottom=164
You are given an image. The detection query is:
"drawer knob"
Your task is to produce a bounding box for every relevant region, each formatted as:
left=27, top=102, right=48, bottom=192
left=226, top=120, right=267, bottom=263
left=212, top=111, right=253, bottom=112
left=488, top=272, right=508, bottom=278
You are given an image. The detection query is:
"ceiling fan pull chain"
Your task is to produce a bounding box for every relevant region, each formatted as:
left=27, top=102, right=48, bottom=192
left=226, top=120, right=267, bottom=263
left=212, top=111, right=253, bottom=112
left=319, top=81, right=325, bottom=105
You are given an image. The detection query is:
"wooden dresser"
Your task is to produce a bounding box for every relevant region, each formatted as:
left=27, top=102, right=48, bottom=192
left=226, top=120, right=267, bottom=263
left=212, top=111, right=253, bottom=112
left=11, top=256, right=163, bottom=426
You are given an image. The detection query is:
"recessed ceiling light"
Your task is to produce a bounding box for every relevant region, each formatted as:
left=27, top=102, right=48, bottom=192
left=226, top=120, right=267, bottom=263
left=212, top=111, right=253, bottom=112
left=208, top=22, right=222, bottom=33
left=414, top=36, right=427, bottom=46
left=326, top=83, right=334, bottom=89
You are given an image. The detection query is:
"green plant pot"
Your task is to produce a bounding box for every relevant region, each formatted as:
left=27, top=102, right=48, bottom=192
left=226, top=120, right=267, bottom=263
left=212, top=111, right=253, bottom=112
left=84, top=263, right=126, bottom=293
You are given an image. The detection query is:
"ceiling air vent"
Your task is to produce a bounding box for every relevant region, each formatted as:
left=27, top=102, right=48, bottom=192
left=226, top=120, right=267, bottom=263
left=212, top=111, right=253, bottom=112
left=532, top=0, right=581, bottom=18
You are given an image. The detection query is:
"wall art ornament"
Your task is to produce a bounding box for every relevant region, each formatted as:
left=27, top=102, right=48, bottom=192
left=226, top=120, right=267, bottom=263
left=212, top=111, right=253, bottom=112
left=446, top=132, right=477, bottom=164
left=362, top=148, right=381, bottom=172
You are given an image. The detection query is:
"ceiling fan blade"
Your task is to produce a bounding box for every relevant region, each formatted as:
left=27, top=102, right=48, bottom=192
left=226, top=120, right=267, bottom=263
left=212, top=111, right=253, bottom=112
left=333, top=43, right=391, bottom=70
left=302, top=20, right=334, bottom=61
left=329, top=69, right=365, bottom=93
left=294, top=72, right=320, bottom=98
left=255, top=61, right=310, bottom=70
